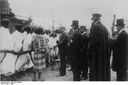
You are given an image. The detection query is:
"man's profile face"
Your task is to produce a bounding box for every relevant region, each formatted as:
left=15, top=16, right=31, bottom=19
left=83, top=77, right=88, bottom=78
left=116, top=26, right=121, bottom=31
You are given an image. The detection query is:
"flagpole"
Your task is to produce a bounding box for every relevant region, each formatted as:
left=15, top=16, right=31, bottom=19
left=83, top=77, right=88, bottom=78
left=52, top=0, right=54, bottom=31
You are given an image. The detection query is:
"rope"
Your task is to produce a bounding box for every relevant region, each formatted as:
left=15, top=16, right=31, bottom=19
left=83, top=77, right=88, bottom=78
left=0, top=50, right=31, bottom=55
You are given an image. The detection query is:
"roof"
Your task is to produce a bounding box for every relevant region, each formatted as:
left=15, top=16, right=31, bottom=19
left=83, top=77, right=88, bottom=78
left=0, top=0, right=10, bottom=14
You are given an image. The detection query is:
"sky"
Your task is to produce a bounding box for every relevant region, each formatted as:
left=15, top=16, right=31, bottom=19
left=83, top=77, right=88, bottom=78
left=8, top=0, right=128, bottom=31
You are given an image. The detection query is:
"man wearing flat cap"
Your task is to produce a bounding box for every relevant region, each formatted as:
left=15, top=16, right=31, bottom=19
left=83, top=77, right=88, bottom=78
left=112, top=19, right=128, bottom=81
left=88, top=13, right=110, bottom=81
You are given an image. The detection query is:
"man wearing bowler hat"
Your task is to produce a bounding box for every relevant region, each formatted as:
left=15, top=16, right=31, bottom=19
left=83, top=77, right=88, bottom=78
left=88, top=13, right=110, bottom=81
left=112, top=19, right=128, bottom=81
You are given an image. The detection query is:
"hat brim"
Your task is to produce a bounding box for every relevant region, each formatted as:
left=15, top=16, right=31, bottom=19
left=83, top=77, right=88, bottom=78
left=115, top=24, right=125, bottom=26
left=71, top=25, right=79, bottom=26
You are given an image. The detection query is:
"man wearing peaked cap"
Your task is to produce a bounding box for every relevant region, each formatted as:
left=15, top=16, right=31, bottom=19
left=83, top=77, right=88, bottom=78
left=112, top=19, right=128, bottom=81
left=88, top=13, right=110, bottom=81
left=92, top=13, right=101, bottom=17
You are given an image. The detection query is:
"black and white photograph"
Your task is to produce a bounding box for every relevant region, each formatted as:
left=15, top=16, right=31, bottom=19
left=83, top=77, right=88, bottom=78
left=0, top=0, right=128, bottom=83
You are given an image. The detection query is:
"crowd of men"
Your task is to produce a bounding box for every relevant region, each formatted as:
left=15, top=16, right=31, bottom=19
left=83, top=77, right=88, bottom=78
left=0, top=13, right=128, bottom=81
left=57, top=13, right=128, bottom=81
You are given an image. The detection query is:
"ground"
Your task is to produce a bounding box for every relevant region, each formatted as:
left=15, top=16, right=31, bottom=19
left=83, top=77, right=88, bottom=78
left=1, top=64, right=117, bottom=81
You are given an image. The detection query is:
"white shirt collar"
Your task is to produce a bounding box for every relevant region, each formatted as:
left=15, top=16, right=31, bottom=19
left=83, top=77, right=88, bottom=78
left=95, top=20, right=100, bottom=25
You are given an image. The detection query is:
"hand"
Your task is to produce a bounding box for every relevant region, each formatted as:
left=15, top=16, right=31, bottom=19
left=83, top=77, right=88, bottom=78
left=54, top=46, right=57, bottom=49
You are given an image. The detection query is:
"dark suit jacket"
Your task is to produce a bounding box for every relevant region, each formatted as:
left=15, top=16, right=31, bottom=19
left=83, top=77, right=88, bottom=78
left=57, top=33, right=68, bottom=56
left=112, top=30, right=128, bottom=71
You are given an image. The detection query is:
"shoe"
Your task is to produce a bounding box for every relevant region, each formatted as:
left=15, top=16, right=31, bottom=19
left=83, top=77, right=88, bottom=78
left=37, top=78, right=45, bottom=81
left=56, top=74, right=65, bottom=77
left=32, top=78, right=37, bottom=81
left=81, top=76, right=88, bottom=80
left=68, top=69, right=72, bottom=71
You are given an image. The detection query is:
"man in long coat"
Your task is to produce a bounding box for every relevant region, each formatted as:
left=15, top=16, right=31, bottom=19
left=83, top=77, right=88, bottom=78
left=112, top=19, right=128, bottom=81
left=88, top=13, right=110, bottom=81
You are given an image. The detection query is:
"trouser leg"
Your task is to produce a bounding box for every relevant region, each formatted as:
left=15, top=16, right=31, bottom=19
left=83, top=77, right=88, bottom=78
left=60, top=55, right=66, bottom=75
left=117, top=69, right=127, bottom=81
left=72, top=66, right=81, bottom=81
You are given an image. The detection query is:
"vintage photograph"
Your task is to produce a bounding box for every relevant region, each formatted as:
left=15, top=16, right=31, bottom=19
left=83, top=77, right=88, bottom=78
left=0, top=0, right=128, bottom=82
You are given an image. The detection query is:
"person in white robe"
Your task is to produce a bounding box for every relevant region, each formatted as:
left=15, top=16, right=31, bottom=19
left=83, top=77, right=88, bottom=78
left=19, top=26, right=33, bottom=71
left=11, top=24, right=24, bottom=72
left=0, top=19, right=16, bottom=76
left=48, top=33, right=59, bottom=60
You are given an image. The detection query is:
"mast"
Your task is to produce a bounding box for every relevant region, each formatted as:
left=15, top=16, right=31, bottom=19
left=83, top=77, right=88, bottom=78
left=52, top=0, right=54, bottom=31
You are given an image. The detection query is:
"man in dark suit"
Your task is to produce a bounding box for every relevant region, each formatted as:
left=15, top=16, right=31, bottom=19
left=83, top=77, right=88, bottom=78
left=56, top=27, right=68, bottom=76
left=112, top=19, right=128, bottom=81
left=70, top=20, right=89, bottom=81
left=68, top=20, right=81, bottom=81
left=88, top=13, right=110, bottom=81
left=79, top=26, right=89, bottom=80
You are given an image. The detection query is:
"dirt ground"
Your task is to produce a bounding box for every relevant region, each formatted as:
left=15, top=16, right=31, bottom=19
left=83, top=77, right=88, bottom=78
left=15, top=65, right=116, bottom=81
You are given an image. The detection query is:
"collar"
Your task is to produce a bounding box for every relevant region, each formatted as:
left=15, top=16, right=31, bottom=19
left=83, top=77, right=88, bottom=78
left=119, top=29, right=125, bottom=34
left=95, top=20, right=100, bottom=25
left=82, top=31, right=87, bottom=35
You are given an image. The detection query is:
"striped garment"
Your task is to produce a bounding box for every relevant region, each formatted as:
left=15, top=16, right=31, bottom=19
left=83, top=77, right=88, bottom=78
left=32, top=35, right=47, bottom=72
left=33, top=53, right=46, bottom=72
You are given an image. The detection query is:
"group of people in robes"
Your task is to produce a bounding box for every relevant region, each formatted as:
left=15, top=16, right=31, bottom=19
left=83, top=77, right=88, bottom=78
left=0, top=19, right=35, bottom=80
left=0, top=18, right=61, bottom=81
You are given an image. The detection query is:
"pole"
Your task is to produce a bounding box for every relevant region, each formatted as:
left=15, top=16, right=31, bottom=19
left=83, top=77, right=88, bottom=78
left=52, top=0, right=54, bottom=31
left=0, top=3, right=1, bottom=27
left=0, top=14, right=1, bottom=27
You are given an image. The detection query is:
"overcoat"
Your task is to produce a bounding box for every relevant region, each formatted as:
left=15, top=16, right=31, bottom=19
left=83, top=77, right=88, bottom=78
left=89, top=22, right=110, bottom=81
left=112, top=30, right=128, bottom=71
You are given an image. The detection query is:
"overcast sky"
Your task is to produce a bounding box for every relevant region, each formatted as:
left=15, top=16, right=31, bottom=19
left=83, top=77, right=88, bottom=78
left=8, top=0, right=128, bottom=31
